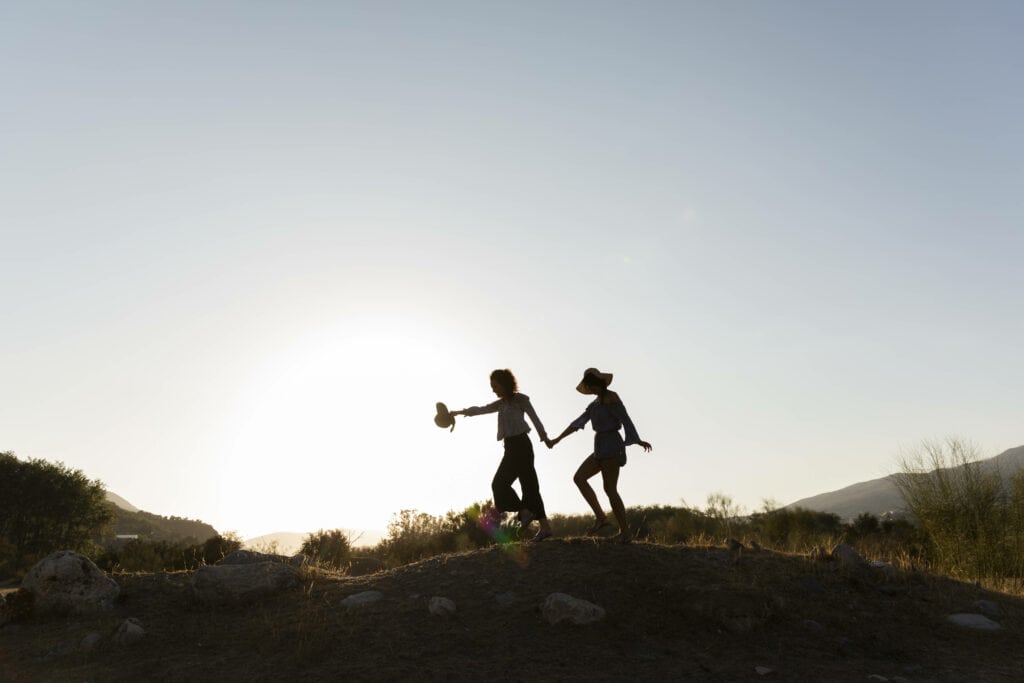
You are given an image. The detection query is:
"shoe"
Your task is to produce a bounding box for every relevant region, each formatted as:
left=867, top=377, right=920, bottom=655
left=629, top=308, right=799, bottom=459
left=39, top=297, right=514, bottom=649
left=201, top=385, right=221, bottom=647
left=519, top=510, right=535, bottom=529
left=586, top=519, right=613, bottom=536
left=531, top=529, right=552, bottom=542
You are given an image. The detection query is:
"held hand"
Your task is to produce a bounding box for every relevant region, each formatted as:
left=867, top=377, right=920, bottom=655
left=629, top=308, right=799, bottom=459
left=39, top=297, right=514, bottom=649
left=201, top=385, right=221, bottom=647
left=639, top=441, right=652, bottom=452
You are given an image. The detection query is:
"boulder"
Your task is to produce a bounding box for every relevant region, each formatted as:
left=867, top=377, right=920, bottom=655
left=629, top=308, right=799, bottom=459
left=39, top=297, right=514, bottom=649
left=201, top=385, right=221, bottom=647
left=218, top=550, right=289, bottom=565
left=191, top=561, right=300, bottom=605
left=21, top=551, right=119, bottom=615
left=541, top=592, right=606, bottom=625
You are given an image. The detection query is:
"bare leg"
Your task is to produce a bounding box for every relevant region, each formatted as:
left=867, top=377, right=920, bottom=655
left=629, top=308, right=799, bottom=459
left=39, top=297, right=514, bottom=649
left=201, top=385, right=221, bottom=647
left=600, top=459, right=630, bottom=540
left=573, top=456, right=606, bottom=522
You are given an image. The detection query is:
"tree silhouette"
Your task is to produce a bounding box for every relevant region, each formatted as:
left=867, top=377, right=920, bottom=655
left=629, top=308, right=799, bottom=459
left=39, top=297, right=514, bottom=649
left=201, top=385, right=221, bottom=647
left=0, top=451, right=113, bottom=573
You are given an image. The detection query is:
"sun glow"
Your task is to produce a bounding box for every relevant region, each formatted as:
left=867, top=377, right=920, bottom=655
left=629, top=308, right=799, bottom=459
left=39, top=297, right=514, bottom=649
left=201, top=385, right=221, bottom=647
left=215, top=312, right=487, bottom=539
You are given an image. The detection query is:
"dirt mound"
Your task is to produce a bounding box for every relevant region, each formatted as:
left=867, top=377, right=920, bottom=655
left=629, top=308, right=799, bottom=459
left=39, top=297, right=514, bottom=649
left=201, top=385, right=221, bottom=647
left=2, top=539, right=1022, bottom=681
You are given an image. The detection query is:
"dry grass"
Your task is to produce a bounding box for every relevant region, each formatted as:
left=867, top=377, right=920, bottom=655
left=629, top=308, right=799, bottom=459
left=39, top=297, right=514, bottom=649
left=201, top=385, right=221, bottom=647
left=3, top=539, right=1024, bottom=681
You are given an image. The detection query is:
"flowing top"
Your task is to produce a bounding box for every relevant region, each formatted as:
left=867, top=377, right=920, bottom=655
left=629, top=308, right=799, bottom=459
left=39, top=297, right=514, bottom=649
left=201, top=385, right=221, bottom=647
left=459, top=393, right=548, bottom=441
left=568, top=399, right=642, bottom=445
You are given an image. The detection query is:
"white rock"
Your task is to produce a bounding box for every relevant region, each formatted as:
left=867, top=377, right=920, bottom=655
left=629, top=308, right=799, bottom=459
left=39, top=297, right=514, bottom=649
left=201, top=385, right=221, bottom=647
left=831, top=544, right=867, bottom=568
left=191, top=561, right=300, bottom=605
left=428, top=596, right=456, bottom=616
left=21, top=551, right=119, bottom=615
left=541, top=592, right=606, bottom=625
left=112, top=618, right=145, bottom=646
left=947, top=613, right=1002, bottom=630
left=340, top=590, right=383, bottom=608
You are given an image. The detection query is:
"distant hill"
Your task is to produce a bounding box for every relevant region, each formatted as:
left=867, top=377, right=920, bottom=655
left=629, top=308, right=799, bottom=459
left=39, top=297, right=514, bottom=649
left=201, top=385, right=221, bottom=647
left=105, top=491, right=139, bottom=513
left=104, top=504, right=220, bottom=544
left=99, top=490, right=220, bottom=544
left=245, top=529, right=386, bottom=555
left=786, top=444, right=1024, bottom=520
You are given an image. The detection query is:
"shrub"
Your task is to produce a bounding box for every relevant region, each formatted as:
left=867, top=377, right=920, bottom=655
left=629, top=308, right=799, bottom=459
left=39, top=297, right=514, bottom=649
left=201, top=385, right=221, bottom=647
left=892, top=436, right=1021, bottom=582
left=300, top=529, right=352, bottom=570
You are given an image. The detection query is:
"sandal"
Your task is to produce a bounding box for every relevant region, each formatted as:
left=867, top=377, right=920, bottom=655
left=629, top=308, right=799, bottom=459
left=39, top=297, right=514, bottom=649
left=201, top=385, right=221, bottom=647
left=586, top=519, right=613, bottom=536
left=519, top=509, right=535, bottom=529
left=531, top=529, right=552, bottom=542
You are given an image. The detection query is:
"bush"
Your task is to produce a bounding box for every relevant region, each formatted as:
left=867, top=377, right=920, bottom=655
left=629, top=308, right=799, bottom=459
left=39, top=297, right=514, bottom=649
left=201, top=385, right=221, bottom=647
left=300, top=529, right=352, bottom=569
left=94, top=534, right=242, bottom=573
left=892, top=436, right=1020, bottom=582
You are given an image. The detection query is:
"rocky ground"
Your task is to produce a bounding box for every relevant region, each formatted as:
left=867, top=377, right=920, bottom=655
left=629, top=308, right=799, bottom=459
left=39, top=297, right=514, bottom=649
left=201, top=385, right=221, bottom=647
left=2, top=539, right=1023, bottom=681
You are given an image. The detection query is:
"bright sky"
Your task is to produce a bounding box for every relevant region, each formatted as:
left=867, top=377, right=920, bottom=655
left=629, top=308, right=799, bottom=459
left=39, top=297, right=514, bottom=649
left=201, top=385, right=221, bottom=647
left=3, top=2, right=1022, bottom=541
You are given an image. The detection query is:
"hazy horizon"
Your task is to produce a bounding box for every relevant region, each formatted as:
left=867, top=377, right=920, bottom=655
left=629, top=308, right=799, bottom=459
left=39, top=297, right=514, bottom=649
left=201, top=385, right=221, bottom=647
left=4, top=2, right=1022, bottom=540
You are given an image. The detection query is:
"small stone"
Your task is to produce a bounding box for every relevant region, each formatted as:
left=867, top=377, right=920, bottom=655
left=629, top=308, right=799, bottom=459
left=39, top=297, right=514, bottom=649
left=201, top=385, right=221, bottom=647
left=831, top=544, right=867, bottom=569
left=340, top=590, right=383, bottom=608
left=947, top=613, right=1002, bottom=630
left=428, top=596, right=456, bottom=616
left=495, top=591, right=516, bottom=605
left=80, top=632, right=103, bottom=651
left=112, top=618, right=145, bottom=646
left=754, top=665, right=775, bottom=676
left=541, top=592, right=606, bottom=625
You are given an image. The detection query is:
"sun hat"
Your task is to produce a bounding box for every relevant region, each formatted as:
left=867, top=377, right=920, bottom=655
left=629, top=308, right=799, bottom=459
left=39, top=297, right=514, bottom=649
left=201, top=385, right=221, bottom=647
left=576, top=368, right=613, bottom=394
left=434, top=402, right=455, bottom=431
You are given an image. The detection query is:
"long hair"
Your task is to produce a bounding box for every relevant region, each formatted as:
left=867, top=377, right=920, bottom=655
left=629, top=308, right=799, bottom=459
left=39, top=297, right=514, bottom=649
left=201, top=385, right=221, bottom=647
left=490, top=368, right=518, bottom=400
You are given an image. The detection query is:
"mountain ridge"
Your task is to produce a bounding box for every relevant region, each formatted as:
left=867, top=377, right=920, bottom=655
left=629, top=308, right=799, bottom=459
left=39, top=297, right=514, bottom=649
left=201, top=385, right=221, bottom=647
left=786, top=444, right=1024, bottom=520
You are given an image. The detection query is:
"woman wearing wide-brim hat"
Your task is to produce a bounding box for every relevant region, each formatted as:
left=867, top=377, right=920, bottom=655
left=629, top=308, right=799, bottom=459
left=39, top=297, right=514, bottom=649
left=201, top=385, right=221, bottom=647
left=549, top=368, right=652, bottom=543
left=449, top=368, right=554, bottom=541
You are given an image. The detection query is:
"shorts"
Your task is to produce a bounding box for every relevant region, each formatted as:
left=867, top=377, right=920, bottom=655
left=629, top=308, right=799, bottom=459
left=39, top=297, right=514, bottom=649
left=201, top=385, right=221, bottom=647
left=592, top=430, right=627, bottom=467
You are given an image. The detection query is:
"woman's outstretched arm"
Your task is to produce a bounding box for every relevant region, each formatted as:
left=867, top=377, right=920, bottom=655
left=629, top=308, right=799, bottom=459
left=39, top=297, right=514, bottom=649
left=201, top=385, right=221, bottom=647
left=549, top=410, right=590, bottom=447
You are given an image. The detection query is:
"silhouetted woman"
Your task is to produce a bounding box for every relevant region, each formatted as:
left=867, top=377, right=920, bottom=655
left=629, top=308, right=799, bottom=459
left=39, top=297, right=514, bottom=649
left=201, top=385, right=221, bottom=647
left=450, top=369, right=553, bottom=541
left=550, top=368, right=652, bottom=543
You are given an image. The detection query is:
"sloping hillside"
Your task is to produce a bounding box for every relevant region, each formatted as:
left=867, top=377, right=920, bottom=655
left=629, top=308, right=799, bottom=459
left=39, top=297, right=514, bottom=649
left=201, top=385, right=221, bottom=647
left=2, top=539, right=1022, bottom=681
left=787, top=444, right=1024, bottom=520
left=103, top=505, right=219, bottom=544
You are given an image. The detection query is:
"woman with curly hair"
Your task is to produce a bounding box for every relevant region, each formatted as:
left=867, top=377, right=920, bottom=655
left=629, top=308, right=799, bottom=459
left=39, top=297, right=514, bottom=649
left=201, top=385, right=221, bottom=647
left=450, top=369, right=553, bottom=541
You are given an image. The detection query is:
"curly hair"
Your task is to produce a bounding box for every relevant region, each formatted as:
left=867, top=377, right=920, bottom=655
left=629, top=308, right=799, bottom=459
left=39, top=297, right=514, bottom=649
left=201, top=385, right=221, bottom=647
left=489, top=368, right=518, bottom=398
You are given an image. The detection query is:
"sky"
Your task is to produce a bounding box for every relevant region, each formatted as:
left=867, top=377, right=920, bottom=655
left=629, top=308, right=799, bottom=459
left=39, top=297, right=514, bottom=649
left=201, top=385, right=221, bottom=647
left=3, top=2, right=1022, bottom=541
